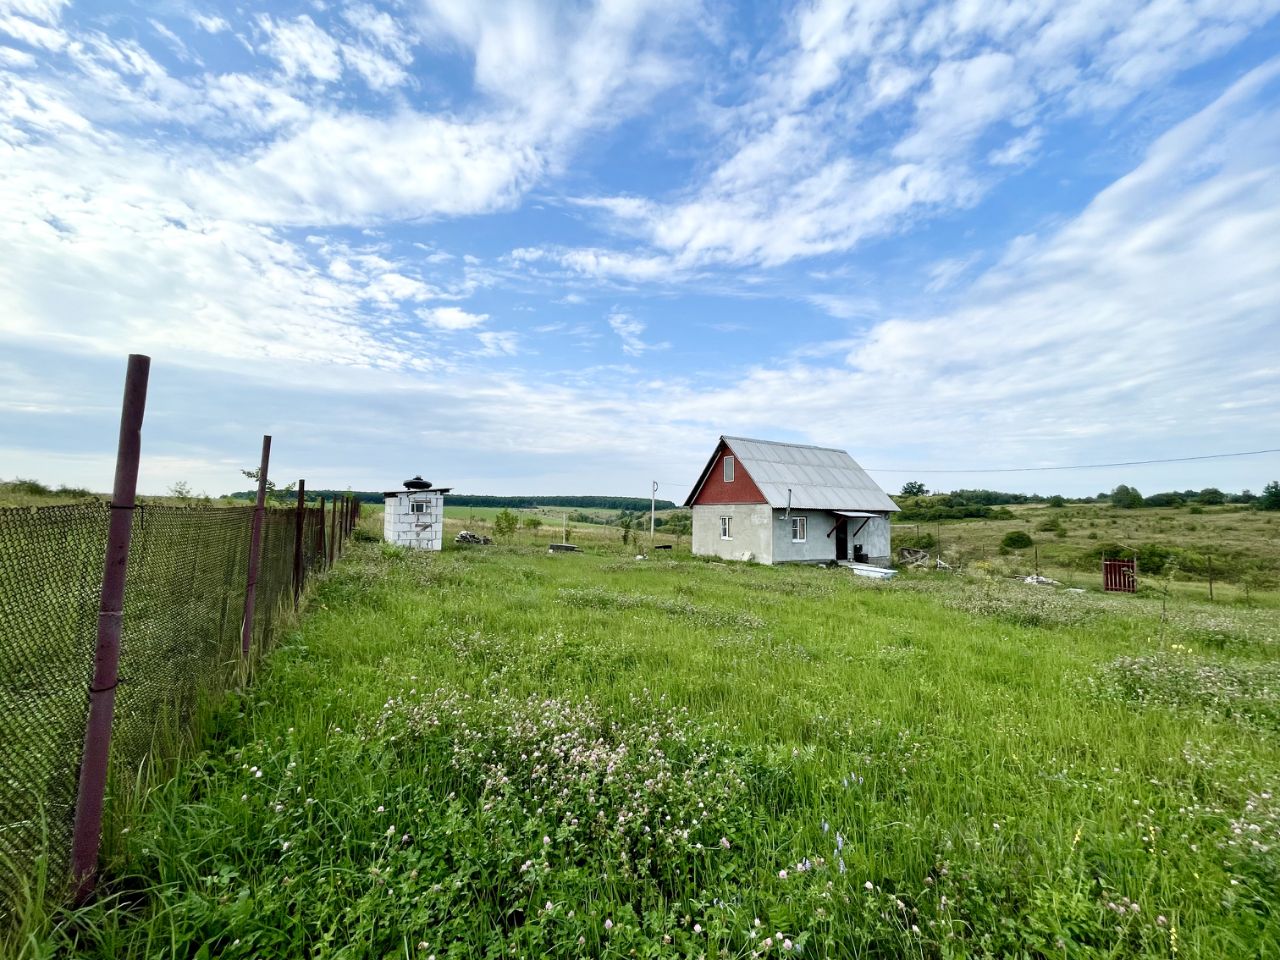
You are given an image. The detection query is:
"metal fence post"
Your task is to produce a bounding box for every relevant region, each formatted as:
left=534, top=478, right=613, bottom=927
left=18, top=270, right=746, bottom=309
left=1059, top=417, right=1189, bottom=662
left=240, top=436, right=271, bottom=657
left=69, top=353, right=150, bottom=904
left=292, top=479, right=306, bottom=606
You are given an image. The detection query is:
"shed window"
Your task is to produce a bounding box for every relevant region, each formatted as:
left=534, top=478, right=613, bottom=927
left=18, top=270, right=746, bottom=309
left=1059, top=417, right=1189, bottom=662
left=723, top=455, right=734, bottom=482
left=410, top=501, right=428, bottom=514
left=720, top=516, right=733, bottom=540
left=791, top=516, right=807, bottom=542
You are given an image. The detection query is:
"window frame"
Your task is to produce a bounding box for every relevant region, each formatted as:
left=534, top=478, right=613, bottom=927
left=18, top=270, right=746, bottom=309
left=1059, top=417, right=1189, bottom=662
left=790, top=516, right=807, bottom=542
left=720, top=516, right=733, bottom=540
left=723, top=455, right=735, bottom=483
left=410, top=500, right=428, bottom=514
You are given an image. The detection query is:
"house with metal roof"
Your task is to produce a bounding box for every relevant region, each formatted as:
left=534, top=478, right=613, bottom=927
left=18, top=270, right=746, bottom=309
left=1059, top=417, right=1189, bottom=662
left=683, top=437, right=899, bottom=567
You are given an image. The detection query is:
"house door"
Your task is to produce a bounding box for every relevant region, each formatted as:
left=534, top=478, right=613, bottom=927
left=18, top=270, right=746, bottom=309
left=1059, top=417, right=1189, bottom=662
left=835, top=520, right=848, bottom=561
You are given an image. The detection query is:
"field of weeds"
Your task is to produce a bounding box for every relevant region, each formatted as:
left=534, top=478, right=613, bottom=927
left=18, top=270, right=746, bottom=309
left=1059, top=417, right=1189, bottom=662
left=17, top=531, right=1280, bottom=959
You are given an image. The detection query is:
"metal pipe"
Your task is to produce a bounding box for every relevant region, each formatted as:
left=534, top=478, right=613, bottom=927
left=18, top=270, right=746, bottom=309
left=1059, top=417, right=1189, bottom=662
left=240, top=435, right=271, bottom=657
left=70, top=353, right=150, bottom=903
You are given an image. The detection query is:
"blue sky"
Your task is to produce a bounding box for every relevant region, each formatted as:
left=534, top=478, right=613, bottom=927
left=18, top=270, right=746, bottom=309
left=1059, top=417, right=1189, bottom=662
left=2, top=0, right=1279, bottom=499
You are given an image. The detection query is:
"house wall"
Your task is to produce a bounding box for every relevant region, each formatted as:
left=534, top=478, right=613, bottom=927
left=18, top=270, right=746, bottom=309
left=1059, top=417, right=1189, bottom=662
left=689, top=440, right=768, bottom=505
left=770, top=509, right=838, bottom=563
left=383, top=491, right=444, bottom=551
left=691, top=503, right=772, bottom=563
left=850, top=515, right=892, bottom=566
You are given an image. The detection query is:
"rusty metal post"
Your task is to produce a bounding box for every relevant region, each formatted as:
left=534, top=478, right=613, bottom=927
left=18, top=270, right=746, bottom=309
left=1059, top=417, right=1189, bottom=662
left=70, top=353, right=150, bottom=903
left=240, top=436, right=271, bottom=657
left=292, top=480, right=306, bottom=606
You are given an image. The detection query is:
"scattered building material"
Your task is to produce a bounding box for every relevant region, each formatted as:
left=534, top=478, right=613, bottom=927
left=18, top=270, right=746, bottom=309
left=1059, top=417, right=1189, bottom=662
left=548, top=542, right=580, bottom=553
left=455, top=530, right=492, bottom=545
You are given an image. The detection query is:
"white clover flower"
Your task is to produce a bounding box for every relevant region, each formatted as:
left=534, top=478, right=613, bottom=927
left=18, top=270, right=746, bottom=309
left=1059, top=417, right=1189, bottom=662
left=604, top=918, right=613, bottom=930
left=864, top=881, right=874, bottom=890
left=783, top=939, right=793, bottom=951
left=778, top=869, right=788, bottom=879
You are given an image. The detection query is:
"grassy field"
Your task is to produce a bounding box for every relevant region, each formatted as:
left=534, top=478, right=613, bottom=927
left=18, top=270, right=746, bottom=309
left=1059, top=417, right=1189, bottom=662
left=893, top=502, right=1280, bottom=605
left=14, top=510, right=1280, bottom=959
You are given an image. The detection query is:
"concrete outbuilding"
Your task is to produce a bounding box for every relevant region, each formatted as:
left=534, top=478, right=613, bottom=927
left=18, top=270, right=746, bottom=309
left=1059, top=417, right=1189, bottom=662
left=684, top=437, right=898, bottom=567
left=383, top=478, right=452, bottom=551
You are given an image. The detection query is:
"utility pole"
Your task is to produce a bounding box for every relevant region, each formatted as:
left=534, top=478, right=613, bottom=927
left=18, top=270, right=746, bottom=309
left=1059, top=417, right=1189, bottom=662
left=650, top=481, right=657, bottom=550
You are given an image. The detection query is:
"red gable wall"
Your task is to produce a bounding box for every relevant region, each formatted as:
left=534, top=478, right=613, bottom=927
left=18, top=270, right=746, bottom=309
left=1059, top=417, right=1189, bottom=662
left=690, top=440, right=768, bottom=505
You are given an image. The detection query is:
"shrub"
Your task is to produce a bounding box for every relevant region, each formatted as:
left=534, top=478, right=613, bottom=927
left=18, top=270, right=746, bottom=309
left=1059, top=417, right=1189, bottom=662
left=1035, top=515, right=1063, bottom=533
left=1001, top=530, right=1033, bottom=549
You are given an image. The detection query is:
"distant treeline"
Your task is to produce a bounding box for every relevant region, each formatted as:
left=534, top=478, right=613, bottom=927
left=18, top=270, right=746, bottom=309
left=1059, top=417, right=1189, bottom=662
left=225, top=491, right=679, bottom=512
left=449, top=494, right=678, bottom=511
left=891, top=483, right=1277, bottom=521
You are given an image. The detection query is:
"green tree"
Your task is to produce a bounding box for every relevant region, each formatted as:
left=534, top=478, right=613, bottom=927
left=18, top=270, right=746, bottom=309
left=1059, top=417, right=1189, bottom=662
left=1110, top=484, right=1144, bottom=509
left=619, top=515, right=633, bottom=545
left=1197, top=487, right=1225, bottom=505
left=240, top=468, right=295, bottom=504
left=493, top=508, right=519, bottom=541
left=1046, top=495, right=1066, bottom=508
left=522, top=516, right=543, bottom=530
left=169, top=480, right=193, bottom=499
left=1259, top=481, right=1280, bottom=511
left=900, top=481, right=927, bottom=497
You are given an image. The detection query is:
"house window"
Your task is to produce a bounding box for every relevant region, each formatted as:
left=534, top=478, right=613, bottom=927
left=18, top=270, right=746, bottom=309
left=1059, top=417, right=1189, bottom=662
left=791, top=516, right=807, bottom=542
left=720, top=516, right=733, bottom=540
left=723, top=455, right=734, bottom=482
left=410, top=501, right=427, bottom=514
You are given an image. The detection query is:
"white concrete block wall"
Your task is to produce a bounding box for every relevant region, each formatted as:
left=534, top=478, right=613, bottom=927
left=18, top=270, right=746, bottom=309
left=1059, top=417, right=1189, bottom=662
left=383, top=491, right=445, bottom=551
left=691, top=504, right=773, bottom=563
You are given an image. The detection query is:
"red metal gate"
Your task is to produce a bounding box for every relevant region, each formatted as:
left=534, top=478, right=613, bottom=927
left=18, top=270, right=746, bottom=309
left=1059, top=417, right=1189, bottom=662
left=1103, top=558, right=1136, bottom=593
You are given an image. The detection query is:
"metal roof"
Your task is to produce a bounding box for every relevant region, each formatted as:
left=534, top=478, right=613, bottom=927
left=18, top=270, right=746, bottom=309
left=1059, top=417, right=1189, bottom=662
left=719, top=437, right=899, bottom=513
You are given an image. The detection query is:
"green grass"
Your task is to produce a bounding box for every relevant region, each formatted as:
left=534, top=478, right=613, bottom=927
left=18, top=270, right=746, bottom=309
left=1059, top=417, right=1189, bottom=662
left=15, top=519, right=1280, bottom=958
left=896, top=501, right=1280, bottom=604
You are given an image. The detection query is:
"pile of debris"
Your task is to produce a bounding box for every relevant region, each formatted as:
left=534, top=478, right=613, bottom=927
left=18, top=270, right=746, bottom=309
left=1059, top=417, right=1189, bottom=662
left=455, top=530, right=493, bottom=545
left=898, top=547, right=950, bottom=570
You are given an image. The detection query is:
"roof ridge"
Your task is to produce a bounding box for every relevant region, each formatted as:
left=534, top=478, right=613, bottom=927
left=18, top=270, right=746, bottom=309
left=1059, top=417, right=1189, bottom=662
left=721, top=435, right=847, bottom=454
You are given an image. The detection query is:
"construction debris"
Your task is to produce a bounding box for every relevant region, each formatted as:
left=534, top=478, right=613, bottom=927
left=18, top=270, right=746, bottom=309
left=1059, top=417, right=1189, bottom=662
left=455, top=530, right=493, bottom=545
left=1023, top=574, right=1061, bottom=586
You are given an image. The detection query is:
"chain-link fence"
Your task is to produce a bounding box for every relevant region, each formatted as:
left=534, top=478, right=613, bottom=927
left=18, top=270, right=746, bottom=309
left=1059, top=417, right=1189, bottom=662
left=0, top=498, right=342, bottom=918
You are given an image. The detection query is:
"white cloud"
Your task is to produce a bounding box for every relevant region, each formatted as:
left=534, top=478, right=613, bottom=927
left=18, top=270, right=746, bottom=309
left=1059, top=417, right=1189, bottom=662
left=650, top=61, right=1280, bottom=473
left=476, top=330, right=519, bottom=355
left=257, top=15, right=342, bottom=82
left=192, top=14, right=229, bottom=34
left=608, top=311, right=668, bottom=356
left=419, top=306, right=488, bottom=330
left=558, top=0, right=1280, bottom=273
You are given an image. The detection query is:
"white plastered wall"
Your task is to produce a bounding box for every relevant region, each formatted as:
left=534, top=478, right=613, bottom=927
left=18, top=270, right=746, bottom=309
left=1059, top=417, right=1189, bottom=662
left=383, top=491, right=444, bottom=551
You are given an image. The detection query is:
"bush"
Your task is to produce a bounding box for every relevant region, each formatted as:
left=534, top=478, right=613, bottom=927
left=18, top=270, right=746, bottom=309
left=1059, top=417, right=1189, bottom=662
left=1035, top=515, right=1063, bottom=533
left=894, top=530, right=936, bottom=551
left=1001, top=530, right=1033, bottom=549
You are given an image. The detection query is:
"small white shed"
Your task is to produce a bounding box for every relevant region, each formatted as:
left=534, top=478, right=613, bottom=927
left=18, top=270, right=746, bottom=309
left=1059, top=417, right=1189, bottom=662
left=383, top=479, right=451, bottom=551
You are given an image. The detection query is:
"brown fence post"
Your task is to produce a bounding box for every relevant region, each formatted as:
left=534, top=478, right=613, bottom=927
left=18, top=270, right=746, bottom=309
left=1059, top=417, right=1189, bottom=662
left=240, top=436, right=271, bottom=658
left=329, top=496, right=338, bottom=567
left=292, top=479, right=306, bottom=607
left=69, top=353, right=150, bottom=904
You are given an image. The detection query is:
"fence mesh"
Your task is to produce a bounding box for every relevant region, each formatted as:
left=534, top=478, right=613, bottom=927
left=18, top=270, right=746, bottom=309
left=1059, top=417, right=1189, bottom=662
left=0, top=499, right=337, bottom=917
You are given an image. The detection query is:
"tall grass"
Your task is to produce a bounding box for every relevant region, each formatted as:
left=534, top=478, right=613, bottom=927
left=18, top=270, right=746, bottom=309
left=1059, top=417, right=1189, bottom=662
left=24, top=534, right=1280, bottom=958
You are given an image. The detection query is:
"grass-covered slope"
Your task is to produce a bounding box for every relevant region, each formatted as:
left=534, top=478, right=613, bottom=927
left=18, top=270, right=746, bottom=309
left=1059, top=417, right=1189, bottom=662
left=34, top=540, right=1280, bottom=958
